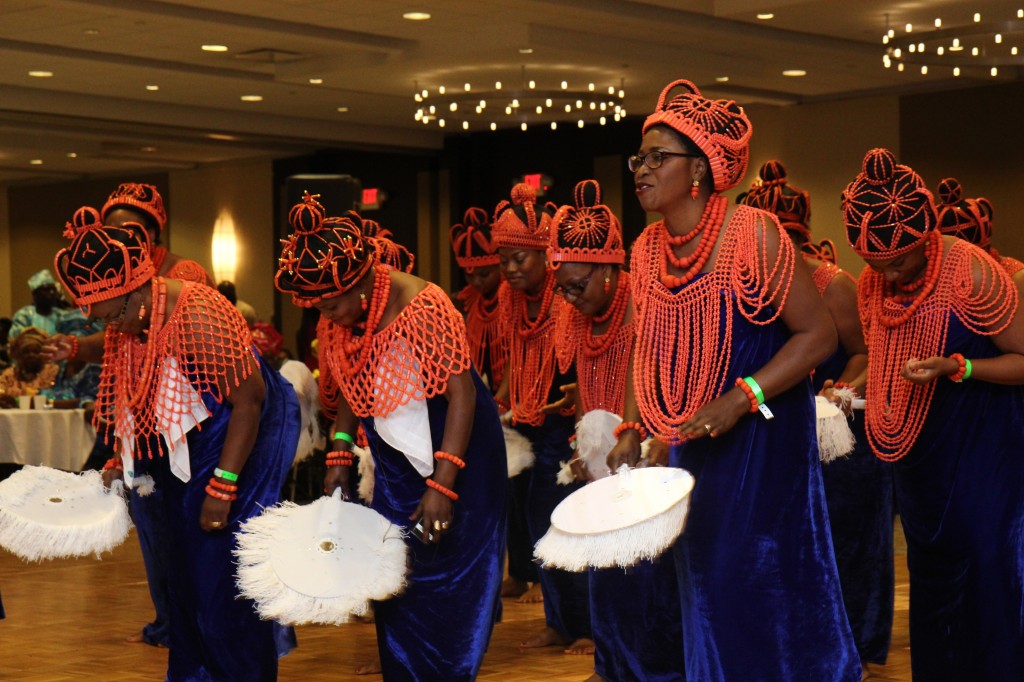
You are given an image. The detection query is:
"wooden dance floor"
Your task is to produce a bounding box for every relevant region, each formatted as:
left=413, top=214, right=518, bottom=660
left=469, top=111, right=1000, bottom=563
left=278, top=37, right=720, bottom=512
left=0, top=525, right=911, bottom=680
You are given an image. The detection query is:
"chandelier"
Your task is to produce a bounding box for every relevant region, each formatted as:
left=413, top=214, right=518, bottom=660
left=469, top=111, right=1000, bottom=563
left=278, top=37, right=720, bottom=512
left=413, top=68, right=627, bottom=132
left=881, top=8, right=1024, bottom=78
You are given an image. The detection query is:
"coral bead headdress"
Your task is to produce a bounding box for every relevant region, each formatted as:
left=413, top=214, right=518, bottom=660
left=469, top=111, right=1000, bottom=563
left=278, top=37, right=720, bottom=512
left=842, top=148, right=937, bottom=259
left=54, top=206, right=155, bottom=309
left=450, top=207, right=500, bottom=272
left=739, top=160, right=812, bottom=242
left=340, top=211, right=415, bottom=274
left=274, top=193, right=379, bottom=306
left=642, top=79, right=752, bottom=192
left=548, top=180, right=625, bottom=266
left=935, top=177, right=991, bottom=250
left=492, top=183, right=553, bottom=251
left=101, top=183, right=167, bottom=232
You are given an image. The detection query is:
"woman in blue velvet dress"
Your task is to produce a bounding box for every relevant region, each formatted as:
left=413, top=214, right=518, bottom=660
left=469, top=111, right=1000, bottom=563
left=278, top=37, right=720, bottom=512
left=549, top=179, right=685, bottom=682
left=739, top=159, right=895, bottom=668
left=842, top=148, right=1024, bottom=680
left=609, top=80, right=860, bottom=681
left=275, top=195, right=507, bottom=681
left=491, top=184, right=593, bottom=655
left=54, top=212, right=299, bottom=681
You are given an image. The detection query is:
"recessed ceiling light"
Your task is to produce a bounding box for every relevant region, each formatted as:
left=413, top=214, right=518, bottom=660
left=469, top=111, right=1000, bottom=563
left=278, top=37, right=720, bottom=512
left=145, top=84, right=159, bottom=91
left=309, top=78, right=323, bottom=84
left=202, top=44, right=229, bottom=52
left=403, top=12, right=431, bottom=20
left=757, top=13, right=774, bottom=20
left=207, top=133, right=237, bottom=141
left=519, top=48, right=534, bottom=54
left=28, top=70, right=53, bottom=78
left=83, top=28, right=99, bottom=35
left=240, top=95, right=263, bottom=102
left=141, top=146, right=157, bottom=153
left=30, top=159, right=43, bottom=165
left=782, top=69, right=807, bottom=77
left=715, top=76, right=730, bottom=82
left=336, top=107, right=349, bottom=113
left=67, top=152, right=77, bottom=158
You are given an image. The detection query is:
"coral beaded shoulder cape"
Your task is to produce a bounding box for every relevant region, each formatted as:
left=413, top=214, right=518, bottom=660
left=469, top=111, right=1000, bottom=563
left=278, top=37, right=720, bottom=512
left=857, top=234, right=1017, bottom=461
left=630, top=205, right=796, bottom=442
left=318, top=281, right=472, bottom=420
left=96, top=278, right=257, bottom=476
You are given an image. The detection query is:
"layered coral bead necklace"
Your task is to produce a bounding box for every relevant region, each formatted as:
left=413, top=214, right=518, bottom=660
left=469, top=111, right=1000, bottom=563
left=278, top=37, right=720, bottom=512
left=506, top=271, right=564, bottom=426
left=459, top=285, right=508, bottom=386
left=338, top=265, right=392, bottom=378
left=632, top=204, right=796, bottom=441
left=118, top=278, right=166, bottom=410
left=575, top=271, right=634, bottom=414
left=660, top=194, right=728, bottom=288
left=860, top=233, right=1018, bottom=460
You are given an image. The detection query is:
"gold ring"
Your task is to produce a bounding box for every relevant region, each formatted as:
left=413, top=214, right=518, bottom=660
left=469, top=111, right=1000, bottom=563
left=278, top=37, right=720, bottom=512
left=432, top=520, right=442, bottom=532
left=210, top=521, right=223, bottom=528
left=441, top=521, right=450, bottom=529
left=704, top=424, right=712, bottom=434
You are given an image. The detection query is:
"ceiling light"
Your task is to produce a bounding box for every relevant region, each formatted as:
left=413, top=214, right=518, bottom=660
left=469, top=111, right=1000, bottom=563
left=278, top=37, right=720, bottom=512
left=519, top=48, right=534, bottom=54
left=141, top=146, right=157, bottom=153
left=403, top=12, right=431, bottom=20
left=309, top=78, right=323, bottom=84
left=881, top=8, right=1021, bottom=77
left=208, top=133, right=237, bottom=141
left=83, top=28, right=99, bottom=35
left=146, top=84, right=159, bottom=91
left=28, top=70, right=53, bottom=78
left=240, top=95, right=263, bottom=102
left=782, top=69, right=807, bottom=77
left=202, top=44, right=228, bottom=52
left=336, top=107, right=349, bottom=113
left=30, top=159, right=42, bottom=165
left=715, top=76, right=730, bottom=82
left=757, top=13, right=774, bottom=20
left=413, top=72, right=627, bottom=133
left=67, top=152, right=77, bottom=158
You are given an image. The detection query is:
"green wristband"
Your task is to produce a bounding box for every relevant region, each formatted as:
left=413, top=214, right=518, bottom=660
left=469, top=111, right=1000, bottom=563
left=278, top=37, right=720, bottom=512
left=962, top=358, right=972, bottom=381
left=742, top=376, right=765, bottom=406
left=332, top=431, right=355, bottom=445
left=214, top=467, right=239, bottom=482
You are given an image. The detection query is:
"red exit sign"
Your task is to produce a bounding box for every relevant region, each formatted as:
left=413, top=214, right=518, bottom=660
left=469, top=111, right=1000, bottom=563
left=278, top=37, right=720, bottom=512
left=360, top=187, right=386, bottom=210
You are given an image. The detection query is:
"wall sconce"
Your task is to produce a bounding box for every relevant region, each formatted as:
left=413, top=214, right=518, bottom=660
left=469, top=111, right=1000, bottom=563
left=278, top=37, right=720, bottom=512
left=211, top=209, right=238, bottom=283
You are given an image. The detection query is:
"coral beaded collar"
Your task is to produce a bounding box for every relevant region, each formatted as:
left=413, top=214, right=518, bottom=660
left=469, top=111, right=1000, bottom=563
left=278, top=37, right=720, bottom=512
left=458, top=285, right=508, bottom=388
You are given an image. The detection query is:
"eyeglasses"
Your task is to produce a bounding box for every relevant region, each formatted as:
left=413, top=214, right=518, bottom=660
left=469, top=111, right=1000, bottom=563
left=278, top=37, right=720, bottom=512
left=627, top=150, right=701, bottom=173
left=553, top=266, right=597, bottom=300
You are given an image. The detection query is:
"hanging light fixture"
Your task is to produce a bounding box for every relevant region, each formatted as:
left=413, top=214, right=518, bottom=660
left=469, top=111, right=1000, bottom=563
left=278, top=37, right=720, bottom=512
left=413, top=67, right=626, bottom=132
left=881, top=8, right=1024, bottom=78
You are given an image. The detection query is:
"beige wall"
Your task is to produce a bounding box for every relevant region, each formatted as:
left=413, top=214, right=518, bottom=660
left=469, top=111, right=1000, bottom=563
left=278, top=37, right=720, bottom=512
left=168, top=160, right=276, bottom=326
left=741, top=95, right=901, bottom=271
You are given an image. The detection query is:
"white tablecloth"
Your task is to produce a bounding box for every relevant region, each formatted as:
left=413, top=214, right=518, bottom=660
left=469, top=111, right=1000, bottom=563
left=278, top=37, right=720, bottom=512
left=0, top=408, right=96, bottom=470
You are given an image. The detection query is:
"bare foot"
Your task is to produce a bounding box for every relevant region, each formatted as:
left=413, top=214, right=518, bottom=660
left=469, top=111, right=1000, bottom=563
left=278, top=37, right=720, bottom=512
left=519, top=626, right=571, bottom=650
left=354, top=659, right=382, bottom=675
left=564, top=638, right=595, bottom=655
left=125, top=632, right=145, bottom=643
left=502, top=576, right=528, bottom=598
left=583, top=674, right=607, bottom=682
left=515, top=583, right=544, bottom=604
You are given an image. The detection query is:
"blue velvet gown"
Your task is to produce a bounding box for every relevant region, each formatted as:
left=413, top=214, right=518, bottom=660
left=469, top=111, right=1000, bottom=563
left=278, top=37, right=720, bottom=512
left=892, top=316, right=1024, bottom=680
left=361, top=370, right=507, bottom=681
left=590, top=557, right=685, bottom=681
left=813, top=347, right=894, bottom=665
left=146, top=353, right=299, bottom=681
left=514, top=369, right=592, bottom=643
left=669, top=286, right=861, bottom=681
